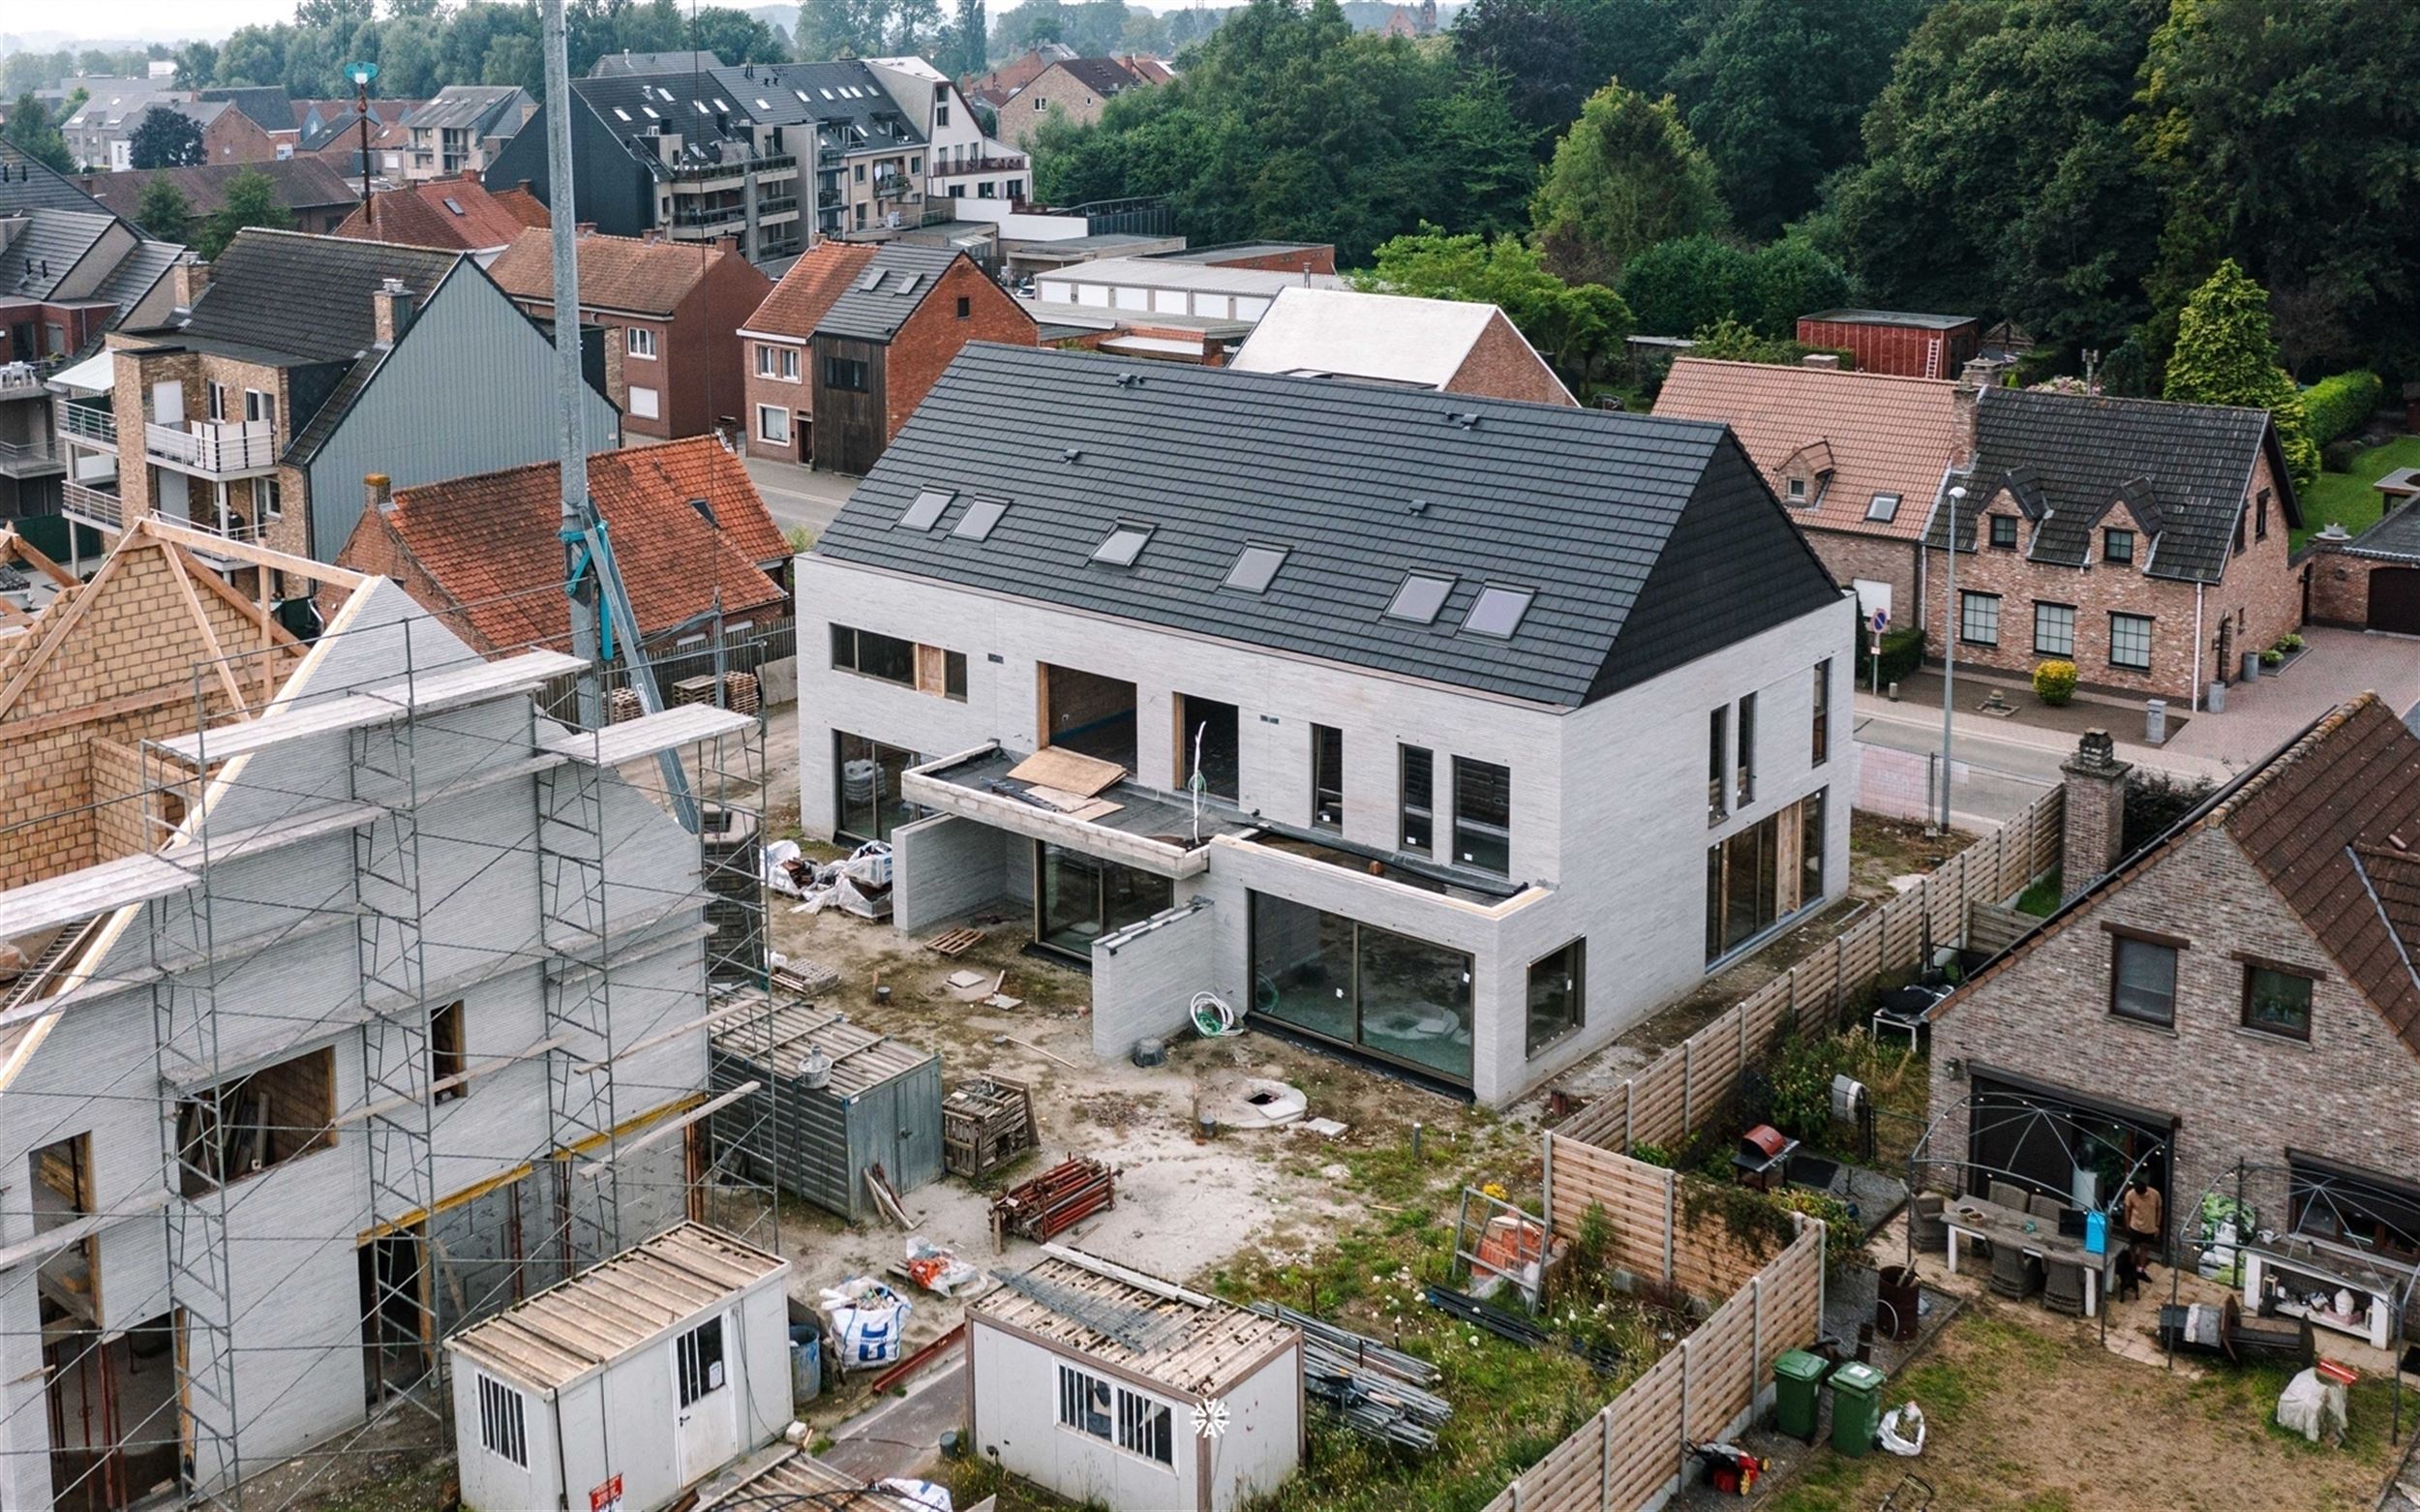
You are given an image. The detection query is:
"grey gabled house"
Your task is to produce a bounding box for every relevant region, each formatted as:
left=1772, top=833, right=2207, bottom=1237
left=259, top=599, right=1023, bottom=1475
left=796, top=343, right=1858, bottom=1105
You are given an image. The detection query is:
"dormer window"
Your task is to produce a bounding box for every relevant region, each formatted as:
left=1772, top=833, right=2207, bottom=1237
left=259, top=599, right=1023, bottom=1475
left=2104, top=528, right=2135, bottom=565
left=1988, top=515, right=2018, bottom=550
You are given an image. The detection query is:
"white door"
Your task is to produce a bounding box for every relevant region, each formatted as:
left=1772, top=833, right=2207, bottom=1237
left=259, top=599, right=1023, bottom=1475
left=672, top=1313, right=738, bottom=1483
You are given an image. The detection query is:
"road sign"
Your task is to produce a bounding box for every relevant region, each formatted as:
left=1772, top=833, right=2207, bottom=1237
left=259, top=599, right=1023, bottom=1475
left=1870, top=608, right=1890, bottom=634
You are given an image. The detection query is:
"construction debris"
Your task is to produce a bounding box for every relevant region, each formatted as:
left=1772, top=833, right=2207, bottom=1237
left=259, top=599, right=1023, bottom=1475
left=864, top=1163, right=915, bottom=1230
left=1197, top=1074, right=1308, bottom=1130
left=900, top=1239, right=984, bottom=1297
left=1250, top=1302, right=1450, bottom=1450
left=1425, top=1284, right=1624, bottom=1376
left=928, top=926, right=983, bottom=957
left=943, top=1074, right=1039, bottom=1179
left=990, top=1156, right=1117, bottom=1250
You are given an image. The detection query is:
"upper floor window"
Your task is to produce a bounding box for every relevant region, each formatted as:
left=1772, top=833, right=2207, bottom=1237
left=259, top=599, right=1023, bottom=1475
left=1734, top=692, right=1756, bottom=807
left=1810, top=659, right=1830, bottom=767
left=242, top=384, right=275, bottom=428
left=1988, top=514, right=2018, bottom=549
left=824, top=355, right=869, bottom=391
left=934, top=104, right=950, bottom=127
left=2103, top=528, right=2135, bottom=564
left=626, top=326, right=658, bottom=360
left=756, top=343, right=800, bottom=380
left=2233, top=509, right=2246, bottom=555
left=1311, top=725, right=1344, bottom=832
left=2108, top=931, right=2178, bottom=1026
left=833, top=624, right=968, bottom=700
left=1451, top=758, right=1510, bottom=875
left=1784, top=476, right=1806, bottom=503
left=2242, top=963, right=2314, bottom=1040
left=1399, top=745, right=1433, bottom=854
left=2256, top=488, right=2271, bottom=541
left=955, top=295, right=972, bottom=319
left=1708, top=706, right=1728, bottom=823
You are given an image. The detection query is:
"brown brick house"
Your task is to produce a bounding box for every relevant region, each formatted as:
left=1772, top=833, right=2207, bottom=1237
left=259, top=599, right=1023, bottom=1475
left=487, top=226, right=771, bottom=441
left=1929, top=700, right=2420, bottom=1328
left=741, top=241, right=1036, bottom=475
left=997, top=56, right=1174, bottom=150
left=331, top=169, right=549, bottom=257
left=1652, top=356, right=1970, bottom=627
left=1923, top=388, right=2302, bottom=706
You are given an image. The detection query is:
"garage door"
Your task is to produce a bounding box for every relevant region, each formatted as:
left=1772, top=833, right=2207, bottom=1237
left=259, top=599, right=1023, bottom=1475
left=2370, top=568, right=2420, bottom=635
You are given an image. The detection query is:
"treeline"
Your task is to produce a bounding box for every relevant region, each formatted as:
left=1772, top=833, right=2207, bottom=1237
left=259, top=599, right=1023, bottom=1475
left=1034, top=0, right=2420, bottom=388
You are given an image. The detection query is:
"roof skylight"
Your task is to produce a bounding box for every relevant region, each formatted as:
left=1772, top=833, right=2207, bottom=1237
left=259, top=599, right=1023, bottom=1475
left=900, top=488, right=954, bottom=530
left=441, top=197, right=465, bottom=215
left=1223, top=544, right=1287, bottom=593
left=614, top=106, right=632, bottom=121
left=859, top=268, right=887, bottom=292
left=1865, top=493, right=1902, bottom=523
left=953, top=497, right=1008, bottom=540
left=893, top=273, right=923, bottom=297
left=1385, top=572, right=1455, bottom=624
left=1463, top=585, right=1534, bottom=639
left=1092, top=523, right=1153, bottom=566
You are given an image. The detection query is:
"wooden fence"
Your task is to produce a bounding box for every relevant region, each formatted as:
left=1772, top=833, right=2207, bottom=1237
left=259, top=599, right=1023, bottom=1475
left=1485, top=1138, right=1828, bottom=1512
left=1557, top=788, right=2064, bottom=1157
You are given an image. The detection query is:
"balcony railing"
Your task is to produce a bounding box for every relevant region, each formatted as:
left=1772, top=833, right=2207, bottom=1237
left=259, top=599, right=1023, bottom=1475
left=145, top=420, right=277, bottom=475
left=0, top=366, right=48, bottom=401
left=61, top=480, right=123, bottom=530
left=872, top=175, right=914, bottom=199
left=928, top=154, right=1027, bottom=179
left=60, top=404, right=116, bottom=445
left=670, top=153, right=796, bottom=182
left=757, top=195, right=798, bottom=216
left=0, top=436, right=62, bottom=476
left=670, top=204, right=746, bottom=228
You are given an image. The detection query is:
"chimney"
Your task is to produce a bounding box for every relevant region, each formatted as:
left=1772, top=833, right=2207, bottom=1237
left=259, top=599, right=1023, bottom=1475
left=169, top=258, right=210, bottom=312
left=459, top=166, right=481, bottom=185
left=1951, top=355, right=1996, bottom=463
left=372, top=277, right=417, bottom=345
left=1801, top=352, right=1841, bottom=370
left=365, top=473, right=394, bottom=514
left=2059, top=730, right=2133, bottom=900
left=713, top=234, right=737, bottom=255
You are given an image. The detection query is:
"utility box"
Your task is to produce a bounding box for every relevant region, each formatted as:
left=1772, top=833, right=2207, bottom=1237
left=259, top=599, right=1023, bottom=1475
left=1830, top=1360, right=1887, bottom=1457
left=446, top=1224, right=792, bottom=1512
left=707, top=992, right=943, bottom=1221
left=1774, top=1349, right=1828, bottom=1442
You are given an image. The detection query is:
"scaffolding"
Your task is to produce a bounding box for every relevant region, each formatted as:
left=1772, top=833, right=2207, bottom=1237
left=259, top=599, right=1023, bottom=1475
left=0, top=559, right=781, bottom=1512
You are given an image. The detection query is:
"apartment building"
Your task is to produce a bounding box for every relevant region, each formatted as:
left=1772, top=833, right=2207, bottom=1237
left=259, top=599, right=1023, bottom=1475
left=797, top=344, right=1856, bottom=1105
left=401, top=85, right=532, bottom=183
left=865, top=56, right=1029, bottom=211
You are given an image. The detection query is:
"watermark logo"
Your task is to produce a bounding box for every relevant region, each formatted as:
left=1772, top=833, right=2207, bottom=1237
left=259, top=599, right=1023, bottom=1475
left=1191, top=1394, right=1228, bottom=1439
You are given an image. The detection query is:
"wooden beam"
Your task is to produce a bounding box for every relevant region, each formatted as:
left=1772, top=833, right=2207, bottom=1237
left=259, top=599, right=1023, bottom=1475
left=572, top=998, right=761, bottom=1074
left=160, top=548, right=253, bottom=716
left=129, top=515, right=369, bottom=588
left=0, top=529, right=79, bottom=588
left=581, top=1082, right=758, bottom=1168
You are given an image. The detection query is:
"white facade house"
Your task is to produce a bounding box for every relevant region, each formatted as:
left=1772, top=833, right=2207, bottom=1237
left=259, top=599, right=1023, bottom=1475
left=795, top=345, right=1857, bottom=1106
left=0, top=529, right=743, bottom=1509
left=970, top=1249, right=1301, bottom=1512
left=447, top=1225, right=792, bottom=1512
left=1033, top=256, right=1339, bottom=323
left=865, top=56, right=1029, bottom=206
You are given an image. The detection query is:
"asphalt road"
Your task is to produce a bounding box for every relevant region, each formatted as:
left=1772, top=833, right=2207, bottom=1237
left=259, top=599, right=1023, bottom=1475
left=742, top=455, right=859, bottom=543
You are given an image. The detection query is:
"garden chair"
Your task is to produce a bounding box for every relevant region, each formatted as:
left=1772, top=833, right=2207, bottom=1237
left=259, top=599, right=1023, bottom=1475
left=1988, top=1179, right=2030, bottom=1211
left=2042, top=1255, right=2088, bottom=1316
left=1909, top=1193, right=1949, bottom=1254
left=1989, top=1242, right=2042, bottom=1299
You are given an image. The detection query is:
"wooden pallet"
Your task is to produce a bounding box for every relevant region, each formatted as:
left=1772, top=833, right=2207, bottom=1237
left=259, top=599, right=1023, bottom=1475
left=944, top=1074, right=1038, bottom=1179
left=928, top=927, right=983, bottom=958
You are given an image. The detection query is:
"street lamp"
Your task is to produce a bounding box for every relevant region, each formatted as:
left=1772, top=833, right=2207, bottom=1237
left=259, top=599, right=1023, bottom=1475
left=1939, top=484, right=1966, bottom=835
left=346, top=61, right=380, bottom=230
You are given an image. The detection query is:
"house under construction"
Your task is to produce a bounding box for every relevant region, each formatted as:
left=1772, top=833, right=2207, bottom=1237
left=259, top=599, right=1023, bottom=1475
left=0, top=519, right=771, bottom=1511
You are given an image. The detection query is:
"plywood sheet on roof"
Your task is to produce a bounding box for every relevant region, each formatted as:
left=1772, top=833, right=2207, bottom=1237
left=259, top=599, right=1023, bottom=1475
left=1010, top=747, right=1124, bottom=796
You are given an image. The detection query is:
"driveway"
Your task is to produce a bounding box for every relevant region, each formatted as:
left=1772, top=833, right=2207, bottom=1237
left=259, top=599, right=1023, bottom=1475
left=742, top=454, right=860, bottom=543
left=2159, top=625, right=2420, bottom=767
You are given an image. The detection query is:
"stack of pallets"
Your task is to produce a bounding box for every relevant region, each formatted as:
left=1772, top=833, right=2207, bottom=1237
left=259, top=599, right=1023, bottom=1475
left=990, top=1156, right=1115, bottom=1250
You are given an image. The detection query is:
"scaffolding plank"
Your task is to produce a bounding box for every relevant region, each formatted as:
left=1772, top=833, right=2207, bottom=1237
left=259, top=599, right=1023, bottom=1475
left=154, top=650, right=586, bottom=763
left=0, top=801, right=382, bottom=942
left=541, top=703, right=757, bottom=768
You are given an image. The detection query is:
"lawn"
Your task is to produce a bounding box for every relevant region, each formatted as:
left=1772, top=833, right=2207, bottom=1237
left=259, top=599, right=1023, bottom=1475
left=1765, top=1309, right=2406, bottom=1512
left=2294, top=435, right=2420, bottom=550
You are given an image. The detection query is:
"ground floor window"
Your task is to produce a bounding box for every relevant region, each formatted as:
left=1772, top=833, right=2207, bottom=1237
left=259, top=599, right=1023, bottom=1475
left=1250, top=892, right=1473, bottom=1084
left=1704, top=790, right=1828, bottom=964
left=834, top=731, right=919, bottom=843
left=1966, top=1074, right=2172, bottom=1213
left=2288, top=1154, right=2420, bottom=1264
left=1034, top=843, right=1172, bottom=959
left=1526, top=939, right=1584, bottom=1056
left=2109, top=612, right=2154, bottom=671
left=756, top=404, right=789, bottom=445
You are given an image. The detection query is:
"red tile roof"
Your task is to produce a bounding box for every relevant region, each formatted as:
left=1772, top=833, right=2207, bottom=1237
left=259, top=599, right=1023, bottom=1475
left=741, top=240, right=880, bottom=340
left=351, top=437, right=789, bottom=653
left=1651, top=357, right=1969, bottom=542
left=331, top=173, right=550, bottom=253
left=486, top=227, right=733, bottom=317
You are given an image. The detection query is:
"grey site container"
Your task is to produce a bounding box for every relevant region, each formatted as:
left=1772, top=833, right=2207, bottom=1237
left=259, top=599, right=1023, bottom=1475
left=708, top=993, right=944, bottom=1222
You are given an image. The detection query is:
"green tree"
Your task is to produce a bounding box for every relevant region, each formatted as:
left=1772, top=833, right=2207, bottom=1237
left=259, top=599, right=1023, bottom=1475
left=1617, top=233, right=1754, bottom=337
left=1530, top=78, right=1723, bottom=287
left=2, top=95, right=75, bottom=174
left=128, top=106, right=205, bottom=170
left=691, top=8, right=791, bottom=63
left=1745, top=235, right=1847, bottom=338
left=135, top=177, right=195, bottom=242
left=1665, top=0, right=1922, bottom=236
left=799, top=0, right=892, bottom=56
left=1829, top=0, right=2160, bottom=363
left=1352, top=227, right=1632, bottom=382
left=215, top=25, right=290, bottom=88
left=954, top=0, right=986, bottom=73
left=195, top=170, right=296, bottom=261
left=2162, top=259, right=2318, bottom=489
left=173, top=41, right=221, bottom=90
left=483, top=36, right=545, bottom=91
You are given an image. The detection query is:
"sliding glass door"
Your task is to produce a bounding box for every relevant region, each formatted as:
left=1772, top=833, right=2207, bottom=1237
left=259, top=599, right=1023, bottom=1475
left=1033, top=843, right=1173, bottom=960
left=1249, top=892, right=1473, bottom=1085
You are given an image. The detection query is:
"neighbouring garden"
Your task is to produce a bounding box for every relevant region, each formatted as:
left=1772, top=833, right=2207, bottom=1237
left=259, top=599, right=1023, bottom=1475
left=2299, top=436, right=2420, bottom=550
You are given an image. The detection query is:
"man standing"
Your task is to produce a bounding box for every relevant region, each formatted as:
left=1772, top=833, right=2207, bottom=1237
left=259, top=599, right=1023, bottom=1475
left=2121, top=1176, right=2164, bottom=1267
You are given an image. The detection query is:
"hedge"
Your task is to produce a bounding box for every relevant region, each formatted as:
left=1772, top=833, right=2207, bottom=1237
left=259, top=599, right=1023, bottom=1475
left=1871, top=625, right=1926, bottom=685
left=2303, top=370, right=2383, bottom=448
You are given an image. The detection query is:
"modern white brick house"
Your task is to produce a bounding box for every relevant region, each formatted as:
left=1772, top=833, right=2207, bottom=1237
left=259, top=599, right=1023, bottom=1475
left=797, top=344, right=1858, bottom=1106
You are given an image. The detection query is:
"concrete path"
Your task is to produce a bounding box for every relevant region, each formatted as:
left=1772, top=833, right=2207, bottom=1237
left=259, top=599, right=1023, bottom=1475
left=815, top=1358, right=967, bottom=1486
left=2158, top=624, right=2420, bottom=766
left=742, top=454, right=860, bottom=542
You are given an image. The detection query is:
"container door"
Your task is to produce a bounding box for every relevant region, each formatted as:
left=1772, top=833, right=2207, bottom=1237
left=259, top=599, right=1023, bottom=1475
left=672, top=1311, right=740, bottom=1483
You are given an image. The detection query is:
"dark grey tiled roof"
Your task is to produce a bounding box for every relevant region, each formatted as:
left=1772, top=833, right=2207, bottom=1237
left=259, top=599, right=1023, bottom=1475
left=0, top=209, right=114, bottom=298
left=814, top=244, right=965, bottom=342
left=88, top=236, right=187, bottom=317
left=571, top=73, right=767, bottom=177
left=713, top=63, right=924, bottom=157
left=405, top=86, right=528, bottom=135
left=2345, top=503, right=2420, bottom=561
left=172, top=229, right=463, bottom=364
left=1923, top=386, right=2295, bottom=586
left=592, top=50, right=726, bottom=77
left=0, top=140, right=109, bottom=214
left=814, top=344, right=1842, bottom=707
left=199, top=87, right=295, bottom=132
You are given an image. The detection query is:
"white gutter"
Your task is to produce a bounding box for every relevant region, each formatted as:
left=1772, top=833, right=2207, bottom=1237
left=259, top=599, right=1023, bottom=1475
left=2193, top=583, right=2204, bottom=713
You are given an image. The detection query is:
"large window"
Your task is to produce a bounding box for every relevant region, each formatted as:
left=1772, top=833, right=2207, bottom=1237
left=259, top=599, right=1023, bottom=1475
left=831, top=623, right=916, bottom=685
left=824, top=355, right=868, bottom=391
left=2034, top=602, right=2075, bottom=657
left=1251, top=894, right=1474, bottom=1084
left=625, top=326, right=657, bottom=359
left=833, top=732, right=919, bottom=843
left=476, top=1374, right=527, bottom=1467
left=2242, top=963, right=2314, bottom=1040
left=1058, top=1364, right=1112, bottom=1439
left=756, top=404, right=790, bottom=444
left=1399, top=745, right=1434, bottom=854
left=1526, top=940, right=1584, bottom=1056
left=756, top=343, right=800, bottom=379
left=2289, top=1155, right=2420, bottom=1264
left=1810, top=660, right=1830, bottom=767
left=2109, top=613, right=2153, bottom=671
left=1451, top=758, right=1510, bottom=875
left=1959, top=591, right=2001, bottom=647
left=2108, top=931, right=2178, bottom=1026
left=1704, top=792, right=1827, bottom=965
left=676, top=1315, right=725, bottom=1407
left=1035, top=843, right=1172, bottom=959
left=1311, top=725, right=1344, bottom=832
left=1057, top=1364, right=1173, bottom=1468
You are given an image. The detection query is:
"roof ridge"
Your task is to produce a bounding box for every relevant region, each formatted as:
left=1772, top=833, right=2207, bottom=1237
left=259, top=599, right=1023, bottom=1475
left=1668, top=356, right=1960, bottom=392
left=1985, top=383, right=2274, bottom=424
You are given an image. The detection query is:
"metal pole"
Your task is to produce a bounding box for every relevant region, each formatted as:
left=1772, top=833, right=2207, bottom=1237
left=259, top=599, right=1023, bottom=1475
left=357, top=77, right=372, bottom=227
left=540, top=0, right=601, bottom=728
left=1939, top=485, right=1966, bottom=834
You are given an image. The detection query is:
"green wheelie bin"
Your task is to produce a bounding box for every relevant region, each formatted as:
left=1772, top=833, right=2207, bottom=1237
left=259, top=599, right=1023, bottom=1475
left=1773, top=1349, right=1828, bottom=1443
left=1830, top=1360, right=1887, bottom=1457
